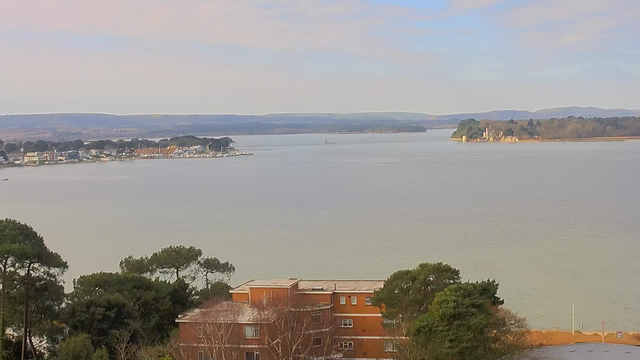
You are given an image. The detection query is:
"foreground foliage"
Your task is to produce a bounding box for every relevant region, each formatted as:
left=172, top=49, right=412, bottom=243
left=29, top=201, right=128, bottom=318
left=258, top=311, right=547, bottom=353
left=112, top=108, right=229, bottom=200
left=0, top=218, right=235, bottom=360
left=413, top=283, right=527, bottom=360
left=374, top=262, right=529, bottom=360
left=58, top=334, right=93, bottom=360
left=0, top=219, right=68, bottom=359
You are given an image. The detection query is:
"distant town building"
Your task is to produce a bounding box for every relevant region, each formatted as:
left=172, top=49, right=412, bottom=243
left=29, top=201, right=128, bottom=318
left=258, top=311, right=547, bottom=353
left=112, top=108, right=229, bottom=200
left=44, top=151, right=56, bottom=162
left=8, top=152, right=23, bottom=163
left=134, top=146, right=177, bottom=157
left=23, top=152, right=44, bottom=164
left=483, top=127, right=497, bottom=142
left=65, top=150, right=80, bottom=160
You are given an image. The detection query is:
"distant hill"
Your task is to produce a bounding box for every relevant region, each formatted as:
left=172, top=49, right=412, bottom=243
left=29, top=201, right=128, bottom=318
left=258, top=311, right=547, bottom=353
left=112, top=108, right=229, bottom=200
left=531, top=107, right=640, bottom=119
left=1, top=107, right=639, bottom=140
left=271, top=107, right=640, bottom=122
left=429, top=107, right=640, bottom=121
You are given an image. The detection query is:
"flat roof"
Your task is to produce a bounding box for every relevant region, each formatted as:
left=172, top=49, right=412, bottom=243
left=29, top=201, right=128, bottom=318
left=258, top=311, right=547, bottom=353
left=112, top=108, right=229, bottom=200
left=298, top=280, right=384, bottom=292
left=232, top=279, right=384, bottom=293
left=231, top=279, right=299, bottom=292
left=246, top=279, right=300, bottom=287
left=177, top=302, right=275, bottom=324
left=522, top=343, right=640, bottom=359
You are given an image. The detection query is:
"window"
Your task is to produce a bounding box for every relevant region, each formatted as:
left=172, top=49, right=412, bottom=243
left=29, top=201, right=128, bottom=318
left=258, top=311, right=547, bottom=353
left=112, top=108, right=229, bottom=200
left=245, top=351, right=261, bottom=360
left=339, top=296, right=346, bottom=305
left=384, top=341, right=400, bottom=353
left=311, top=311, right=322, bottom=324
left=351, top=296, right=357, bottom=305
left=244, top=325, right=260, bottom=338
left=198, top=351, right=205, bottom=360
left=197, top=324, right=204, bottom=338
left=339, top=341, right=354, bottom=351
left=313, top=336, right=322, bottom=347
left=339, top=319, right=353, bottom=328
left=365, top=297, right=373, bottom=305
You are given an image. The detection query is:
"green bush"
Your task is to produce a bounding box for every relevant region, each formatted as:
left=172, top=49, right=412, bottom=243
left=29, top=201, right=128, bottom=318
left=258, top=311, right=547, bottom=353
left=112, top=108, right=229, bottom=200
left=93, top=347, right=109, bottom=360
left=58, top=334, right=94, bottom=360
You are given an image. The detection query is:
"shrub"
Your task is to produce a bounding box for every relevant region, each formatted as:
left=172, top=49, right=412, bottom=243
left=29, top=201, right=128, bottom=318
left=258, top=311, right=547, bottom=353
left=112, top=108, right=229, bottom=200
left=93, top=347, right=109, bottom=360
left=58, top=334, right=94, bottom=360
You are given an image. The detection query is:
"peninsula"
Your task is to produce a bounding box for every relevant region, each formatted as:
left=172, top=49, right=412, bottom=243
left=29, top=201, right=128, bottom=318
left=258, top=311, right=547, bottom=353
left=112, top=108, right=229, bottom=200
left=0, top=135, right=251, bottom=168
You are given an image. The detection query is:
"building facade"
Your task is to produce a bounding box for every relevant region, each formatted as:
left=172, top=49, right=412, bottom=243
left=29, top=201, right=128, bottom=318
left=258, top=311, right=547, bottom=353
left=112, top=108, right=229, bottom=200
left=177, top=279, right=397, bottom=360
left=23, top=152, right=44, bottom=164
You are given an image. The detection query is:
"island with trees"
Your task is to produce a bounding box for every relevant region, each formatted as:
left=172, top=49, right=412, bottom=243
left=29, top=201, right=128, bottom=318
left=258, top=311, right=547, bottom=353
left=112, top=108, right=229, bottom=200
left=451, top=116, right=640, bottom=142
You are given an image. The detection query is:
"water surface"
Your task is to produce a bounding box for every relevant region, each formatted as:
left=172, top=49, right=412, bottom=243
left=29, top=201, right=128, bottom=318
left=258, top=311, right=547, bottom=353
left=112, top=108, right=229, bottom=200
left=1, top=129, right=639, bottom=331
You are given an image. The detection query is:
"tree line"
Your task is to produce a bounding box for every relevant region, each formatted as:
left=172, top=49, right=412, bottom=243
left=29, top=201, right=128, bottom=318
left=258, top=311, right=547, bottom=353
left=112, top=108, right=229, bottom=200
left=0, top=219, right=235, bottom=360
left=0, top=136, right=235, bottom=155
left=452, top=116, right=640, bottom=140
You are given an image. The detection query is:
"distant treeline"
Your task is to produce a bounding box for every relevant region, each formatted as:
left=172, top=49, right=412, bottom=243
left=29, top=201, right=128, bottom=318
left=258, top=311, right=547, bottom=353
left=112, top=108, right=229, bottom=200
left=0, top=113, right=440, bottom=141
left=165, top=122, right=427, bottom=135
left=365, top=125, right=427, bottom=133
left=0, top=135, right=234, bottom=153
left=452, top=116, right=640, bottom=140
left=5, top=108, right=640, bottom=141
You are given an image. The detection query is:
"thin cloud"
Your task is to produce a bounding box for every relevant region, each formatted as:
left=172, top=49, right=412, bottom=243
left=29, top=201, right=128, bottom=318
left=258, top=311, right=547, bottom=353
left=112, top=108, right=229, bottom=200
left=0, top=0, right=638, bottom=114
left=449, top=0, right=505, bottom=10
left=0, top=0, right=432, bottom=65
left=502, top=0, right=621, bottom=28
left=496, top=0, right=640, bottom=49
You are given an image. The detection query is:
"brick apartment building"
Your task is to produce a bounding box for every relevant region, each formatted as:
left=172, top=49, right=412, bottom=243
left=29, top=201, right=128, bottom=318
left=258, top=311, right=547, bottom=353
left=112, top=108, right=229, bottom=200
left=177, top=279, right=400, bottom=360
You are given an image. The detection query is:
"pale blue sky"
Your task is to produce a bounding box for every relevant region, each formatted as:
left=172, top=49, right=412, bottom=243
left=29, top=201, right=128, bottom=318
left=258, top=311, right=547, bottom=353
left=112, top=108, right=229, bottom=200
left=0, top=0, right=638, bottom=114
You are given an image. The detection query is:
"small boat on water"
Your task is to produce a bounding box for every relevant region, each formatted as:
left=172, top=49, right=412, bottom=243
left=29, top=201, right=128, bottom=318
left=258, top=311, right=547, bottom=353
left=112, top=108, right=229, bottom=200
left=1, top=178, right=8, bottom=181
left=323, top=139, right=336, bottom=144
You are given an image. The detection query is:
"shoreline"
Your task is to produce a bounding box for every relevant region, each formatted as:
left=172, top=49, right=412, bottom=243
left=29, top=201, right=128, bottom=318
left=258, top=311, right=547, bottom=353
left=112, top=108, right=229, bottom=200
left=0, top=151, right=253, bottom=171
left=452, top=136, right=640, bottom=143
left=529, top=330, right=640, bottom=346
left=526, top=136, right=640, bottom=142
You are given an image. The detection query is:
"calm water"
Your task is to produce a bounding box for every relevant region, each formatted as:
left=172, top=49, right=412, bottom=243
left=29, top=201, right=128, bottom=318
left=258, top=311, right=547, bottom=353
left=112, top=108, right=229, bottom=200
left=1, top=129, right=639, bottom=331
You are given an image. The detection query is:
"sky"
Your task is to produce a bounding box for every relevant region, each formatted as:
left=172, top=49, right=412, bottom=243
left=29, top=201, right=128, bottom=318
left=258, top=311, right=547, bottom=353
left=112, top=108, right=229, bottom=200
left=0, top=0, right=639, bottom=115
